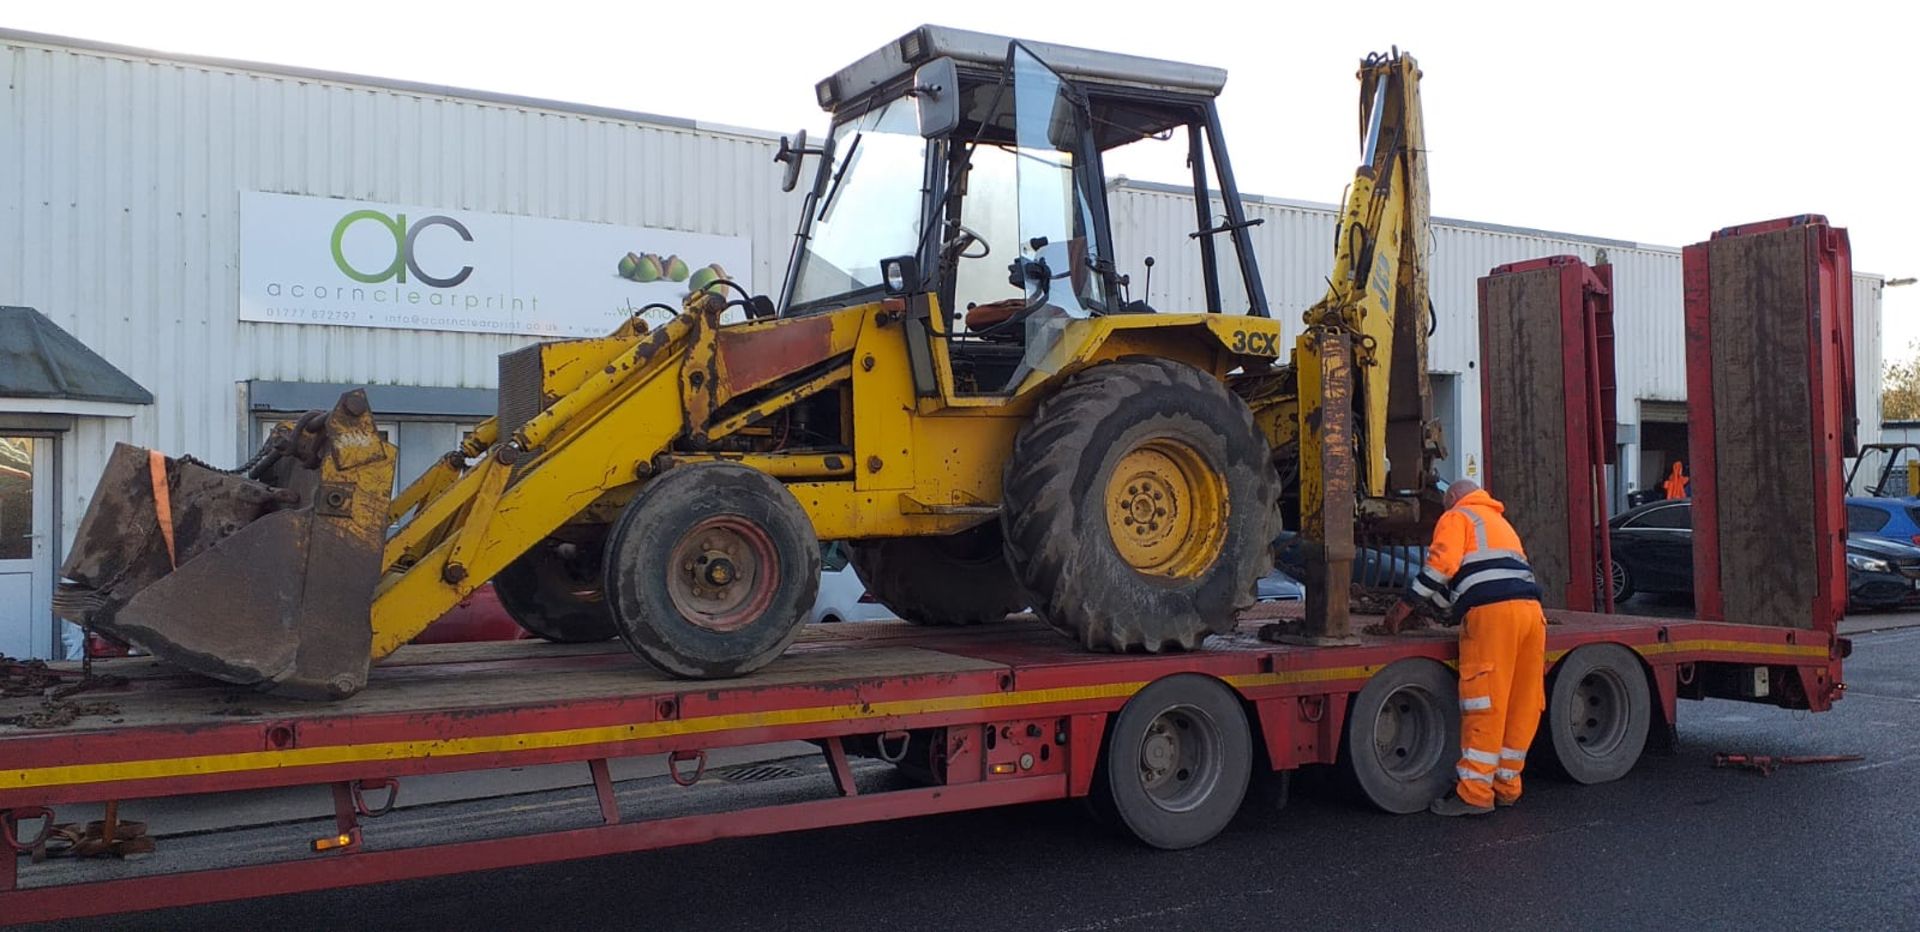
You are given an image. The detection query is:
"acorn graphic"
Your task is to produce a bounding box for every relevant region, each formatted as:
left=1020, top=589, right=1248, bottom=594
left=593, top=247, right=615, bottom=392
left=617, top=252, right=641, bottom=279
left=661, top=255, right=690, bottom=282
left=688, top=263, right=725, bottom=295
left=633, top=253, right=664, bottom=283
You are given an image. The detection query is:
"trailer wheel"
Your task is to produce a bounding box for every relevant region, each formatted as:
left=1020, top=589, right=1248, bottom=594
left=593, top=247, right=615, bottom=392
left=1341, top=658, right=1460, bottom=814
left=1543, top=643, right=1650, bottom=784
left=848, top=524, right=1025, bottom=626
left=1002, top=358, right=1281, bottom=652
left=493, top=538, right=618, bottom=643
left=1093, top=674, right=1252, bottom=849
left=603, top=462, right=820, bottom=679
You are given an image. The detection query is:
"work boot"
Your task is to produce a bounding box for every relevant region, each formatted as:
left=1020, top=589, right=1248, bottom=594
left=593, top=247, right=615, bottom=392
left=1428, top=792, right=1494, bottom=817
left=1495, top=796, right=1518, bottom=809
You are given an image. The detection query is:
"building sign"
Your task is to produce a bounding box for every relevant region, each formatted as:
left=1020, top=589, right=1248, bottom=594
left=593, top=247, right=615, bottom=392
left=240, top=192, right=752, bottom=337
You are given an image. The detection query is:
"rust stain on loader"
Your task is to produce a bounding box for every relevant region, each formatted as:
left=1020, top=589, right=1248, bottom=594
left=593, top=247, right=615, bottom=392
left=716, top=313, right=836, bottom=393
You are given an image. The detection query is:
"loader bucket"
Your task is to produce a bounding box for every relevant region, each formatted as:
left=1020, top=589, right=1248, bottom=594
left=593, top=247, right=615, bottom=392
left=54, top=391, right=395, bottom=700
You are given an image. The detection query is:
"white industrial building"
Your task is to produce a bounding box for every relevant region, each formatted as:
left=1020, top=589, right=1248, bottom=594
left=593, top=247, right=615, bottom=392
left=0, top=29, right=1889, bottom=658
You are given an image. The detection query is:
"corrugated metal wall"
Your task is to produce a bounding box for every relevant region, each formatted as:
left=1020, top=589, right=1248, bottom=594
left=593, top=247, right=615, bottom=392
left=0, top=33, right=1888, bottom=581
left=1107, top=181, right=1885, bottom=494
left=1, top=35, right=803, bottom=554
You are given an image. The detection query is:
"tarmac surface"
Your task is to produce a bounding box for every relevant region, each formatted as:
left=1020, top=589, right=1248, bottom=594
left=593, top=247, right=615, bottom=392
left=16, top=614, right=1920, bottom=931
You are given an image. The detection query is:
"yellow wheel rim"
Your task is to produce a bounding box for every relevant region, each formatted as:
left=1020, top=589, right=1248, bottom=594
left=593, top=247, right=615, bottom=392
left=1104, top=438, right=1228, bottom=580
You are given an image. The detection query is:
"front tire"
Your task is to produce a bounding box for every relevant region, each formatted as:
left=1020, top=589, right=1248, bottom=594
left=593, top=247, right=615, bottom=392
left=1001, top=359, right=1281, bottom=652
left=1605, top=559, right=1635, bottom=604
left=603, top=463, right=819, bottom=679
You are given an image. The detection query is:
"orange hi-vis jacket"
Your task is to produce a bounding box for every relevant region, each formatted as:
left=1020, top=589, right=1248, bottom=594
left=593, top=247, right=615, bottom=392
left=1407, top=490, right=1543, bottom=620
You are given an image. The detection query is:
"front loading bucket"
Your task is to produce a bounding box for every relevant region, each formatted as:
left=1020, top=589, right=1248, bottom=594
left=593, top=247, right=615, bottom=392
left=54, top=391, right=394, bottom=700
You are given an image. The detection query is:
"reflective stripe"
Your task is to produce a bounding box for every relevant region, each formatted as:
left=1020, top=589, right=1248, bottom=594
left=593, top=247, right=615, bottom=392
left=1460, top=696, right=1492, bottom=711
left=1456, top=766, right=1494, bottom=783
left=1462, top=747, right=1499, bottom=765
left=1410, top=576, right=1441, bottom=599
left=1495, top=768, right=1521, bottom=781
left=1454, top=568, right=1538, bottom=594
left=1457, top=507, right=1490, bottom=549
left=1460, top=548, right=1529, bottom=566
left=1500, top=748, right=1527, bottom=761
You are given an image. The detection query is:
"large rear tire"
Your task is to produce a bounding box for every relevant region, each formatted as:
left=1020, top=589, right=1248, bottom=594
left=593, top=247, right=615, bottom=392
left=493, top=536, right=618, bottom=643
left=603, top=463, right=820, bottom=679
left=1001, top=358, right=1281, bottom=651
left=848, top=524, right=1025, bottom=626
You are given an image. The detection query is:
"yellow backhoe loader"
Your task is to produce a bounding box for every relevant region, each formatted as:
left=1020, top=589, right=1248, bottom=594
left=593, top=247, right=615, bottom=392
left=54, top=28, right=1439, bottom=699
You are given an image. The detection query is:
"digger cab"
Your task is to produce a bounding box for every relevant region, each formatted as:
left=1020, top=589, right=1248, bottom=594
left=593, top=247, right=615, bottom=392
left=776, top=25, right=1273, bottom=393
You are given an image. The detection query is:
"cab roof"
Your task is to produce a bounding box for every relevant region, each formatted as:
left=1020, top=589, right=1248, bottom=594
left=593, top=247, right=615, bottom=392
left=815, top=24, right=1229, bottom=112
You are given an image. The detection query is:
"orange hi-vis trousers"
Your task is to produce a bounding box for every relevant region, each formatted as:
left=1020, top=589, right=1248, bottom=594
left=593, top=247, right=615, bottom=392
left=1455, top=599, right=1548, bottom=807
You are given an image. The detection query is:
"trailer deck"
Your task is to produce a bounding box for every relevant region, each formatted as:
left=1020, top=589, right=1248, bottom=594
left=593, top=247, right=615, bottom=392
left=1, top=608, right=1846, bottom=924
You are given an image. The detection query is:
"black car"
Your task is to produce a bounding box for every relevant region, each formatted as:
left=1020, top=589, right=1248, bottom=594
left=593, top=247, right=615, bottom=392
left=1605, top=498, right=1920, bottom=611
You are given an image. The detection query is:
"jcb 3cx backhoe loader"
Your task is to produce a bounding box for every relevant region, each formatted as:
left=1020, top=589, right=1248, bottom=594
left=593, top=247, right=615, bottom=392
left=55, top=27, right=1440, bottom=699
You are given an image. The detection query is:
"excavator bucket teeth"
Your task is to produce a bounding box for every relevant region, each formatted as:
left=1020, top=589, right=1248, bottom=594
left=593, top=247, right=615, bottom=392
left=54, top=391, right=394, bottom=700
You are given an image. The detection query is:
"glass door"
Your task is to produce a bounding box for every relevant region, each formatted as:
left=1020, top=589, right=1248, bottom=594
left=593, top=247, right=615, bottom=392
left=0, top=436, right=54, bottom=659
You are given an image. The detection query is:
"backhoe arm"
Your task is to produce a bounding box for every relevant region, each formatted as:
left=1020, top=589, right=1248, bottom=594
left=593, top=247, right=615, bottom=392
left=1305, top=49, right=1438, bottom=506
left=1283, top=50, right=1441, bottom=642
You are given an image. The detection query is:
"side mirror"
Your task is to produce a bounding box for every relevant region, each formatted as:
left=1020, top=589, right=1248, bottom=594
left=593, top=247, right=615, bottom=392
left=912, top=58, right=960, bottom=138
left=775, top=128, right=810, bottom=193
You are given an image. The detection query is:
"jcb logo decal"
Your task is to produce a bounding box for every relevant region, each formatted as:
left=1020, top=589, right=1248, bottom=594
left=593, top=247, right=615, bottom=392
left=1230, top=330, right=1279, bottom=355
left=331, top=210, right=475, bottom=288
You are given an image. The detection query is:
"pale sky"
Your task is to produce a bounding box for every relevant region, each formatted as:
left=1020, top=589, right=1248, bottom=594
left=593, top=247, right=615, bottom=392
left=11, top=0, right=1917, bottom=356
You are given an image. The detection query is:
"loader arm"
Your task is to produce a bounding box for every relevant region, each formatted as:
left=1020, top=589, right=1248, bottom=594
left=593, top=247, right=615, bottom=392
left=370, top=294, right=869, bottom=659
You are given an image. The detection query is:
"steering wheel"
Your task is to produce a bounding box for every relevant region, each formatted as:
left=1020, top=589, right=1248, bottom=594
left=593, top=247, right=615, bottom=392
left=943, top=223, right=991, bottom=261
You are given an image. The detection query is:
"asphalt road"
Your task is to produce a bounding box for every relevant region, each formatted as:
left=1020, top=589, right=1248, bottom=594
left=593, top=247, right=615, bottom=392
left=22, top=626, right=1920, bottom=932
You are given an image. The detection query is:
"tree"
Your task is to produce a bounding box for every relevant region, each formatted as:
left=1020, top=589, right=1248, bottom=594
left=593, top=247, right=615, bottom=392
left=1885, top=340, right=1920, bottom=421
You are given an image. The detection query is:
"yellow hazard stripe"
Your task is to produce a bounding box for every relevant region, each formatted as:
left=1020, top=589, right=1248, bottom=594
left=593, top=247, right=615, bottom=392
left=2, top=637, right=1833, bottom=791
left=2, top=681, right=1147, bottom=791
left=1546, top=638, right=1832, bottom=664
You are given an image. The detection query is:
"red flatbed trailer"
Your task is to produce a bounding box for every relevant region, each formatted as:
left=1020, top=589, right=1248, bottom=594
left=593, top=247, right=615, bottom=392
left=0, top=606, right=1846, bottom=925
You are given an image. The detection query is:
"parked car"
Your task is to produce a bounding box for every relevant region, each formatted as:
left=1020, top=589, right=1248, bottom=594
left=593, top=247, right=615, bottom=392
left=410, top=584, right=530, bottom=644
left=1256, top=568, right=1305, bottom=602
left=1845, top=497, right=1920, bottom=547
left=1605, top=498, right=1920, bottom=611
left=810, top=541, right=900, bottom=624
left=1845, top=535, right=1920, bottom=611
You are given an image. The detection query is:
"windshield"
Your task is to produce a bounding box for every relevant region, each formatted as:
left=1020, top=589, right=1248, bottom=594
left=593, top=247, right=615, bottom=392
left=787, top=96, right=927, bottom=311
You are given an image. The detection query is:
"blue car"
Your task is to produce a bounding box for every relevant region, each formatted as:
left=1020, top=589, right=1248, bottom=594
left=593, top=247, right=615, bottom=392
left=1270, top=530, right=1424, bottom=591
left=1846, top=497, right=1920, bottom=547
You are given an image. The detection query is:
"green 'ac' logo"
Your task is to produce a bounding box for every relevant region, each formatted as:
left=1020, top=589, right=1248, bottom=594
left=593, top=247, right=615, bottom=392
left=331, top=210, right=475, bottom=288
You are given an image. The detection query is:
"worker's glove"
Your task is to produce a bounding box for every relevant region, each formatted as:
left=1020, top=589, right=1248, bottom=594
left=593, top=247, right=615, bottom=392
left=1381, top=599, right=1417, bottom=635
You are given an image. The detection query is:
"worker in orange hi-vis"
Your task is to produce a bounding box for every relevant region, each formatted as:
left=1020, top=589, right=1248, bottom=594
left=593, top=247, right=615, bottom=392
left=1382, top=479, right=1547, bottom=817
left=1662, top=462, right=1688, bottom=500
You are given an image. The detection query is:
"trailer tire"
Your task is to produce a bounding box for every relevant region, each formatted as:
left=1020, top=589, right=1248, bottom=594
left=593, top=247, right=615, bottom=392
left=848, top=525, right=1025, bottom=626
left=493, top=538, right=618, bottom=643
left=1093, top=674, right=1252, bottom=849
left=604, top=463, right=820, bottom=679
left=1001, top=358, right=1281, bottom=652
left=1341, top=658, right=1461, bottom=814
left=1543, top=643, right=1650, bottom=784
